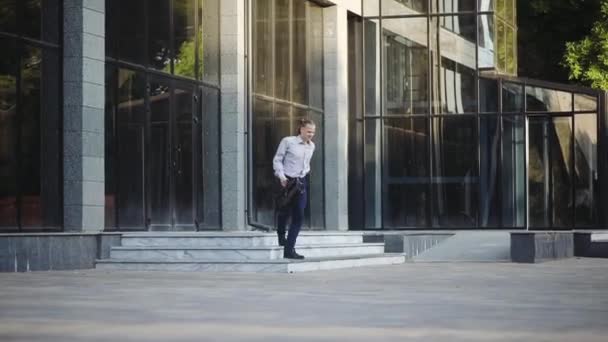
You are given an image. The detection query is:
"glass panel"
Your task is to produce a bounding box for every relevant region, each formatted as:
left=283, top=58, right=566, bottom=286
left=574, top=114, right=597, bottom=227
left=364, top=19, right=381, bottom=116
left=174, top=85, right=194, bottom=226
left=552, top=116, right=573, bottom=228
left=505, top=25, right=516, bottom=75
left=526, top=86, right=572, bottom=112
left=504, top=0, right=515, bottom=23
left=116, top=69, right=146, bottom=227
left=365, top=119, right=383, bottom=228
left=383, top=118, right=429, bottom=227
left=383, top=17, right=429, bottom=115
left=200, top=0, right=220, bottom=85
left=275, top=0, right=290, bottom=101
left=479, top=77, right=498, bottom=112
left=501, top=116, right=525, bottom=227
left=528, top=117, right=573, bottom=228
left=496, top=0, right=505, bottom=18
left=105, top=66, right=116, bottom=228
left=479, top=0, right=494, bottom=11
left=0, top=0, right=17, bottom=35
left=292, top=0, right=308, bottom=105
left=105, top=0, right=118, bottom=57
left=432, top=116, right=478, bottom=227
left=253, top=0, right=272, bottom=96
left=436, top=57, right=476, bottom=114
left=251, top=99, right=274, bottom=225
left=363, top=0, right=380, bottom=17
left=174, top=0, right=196, bottom=79
left=118, top=0, right=146, bottom=65
left=574, top=94, right=597, bottom=112
left=441, top=15, right=476, bottom=44
left=435, top=15, right=477, bottom=114
left=478, top=14, right=495, bottom=69
left=381, top=0, right=428, bottom=15
left=0, top=38, right=18, bottom=227
left=22, top=0, right=59, bottom=43
left=438, top=0, right=475, bottom=13
left=495, top=19, right=506, bottom=72
left=309, top=3, right=323, bottom=109
left=199, top=87, right=221, bottom=228
left=348, top=118, right=365, bottom=229
left=148, top=79, right=171, bottom=227
left=502, top=82, right=522, bottom=112
left=20, top=46, right=61, bottom=228
left=479, top=116, right=500, bottom=227
left=148, top=0, right=171, bottom=72
left=306, top=110, right=324, bottom=229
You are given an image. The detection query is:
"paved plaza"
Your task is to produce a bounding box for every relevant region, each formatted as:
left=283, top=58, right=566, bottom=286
left=1, top=258, right=607, bottom=342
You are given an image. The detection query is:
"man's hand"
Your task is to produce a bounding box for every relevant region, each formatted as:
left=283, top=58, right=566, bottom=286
left=280, top=178, right=288, bottom=188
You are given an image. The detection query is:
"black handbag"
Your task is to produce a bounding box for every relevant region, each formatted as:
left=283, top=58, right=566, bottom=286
left=275, top=178, right=304, bottom=209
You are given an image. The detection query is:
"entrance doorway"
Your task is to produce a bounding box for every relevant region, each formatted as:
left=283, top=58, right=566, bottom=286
left=147, top=80, right=200, bottom=231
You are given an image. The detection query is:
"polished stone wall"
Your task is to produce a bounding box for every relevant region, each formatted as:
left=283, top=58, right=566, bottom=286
left=0, top=233, right=121, bottom=272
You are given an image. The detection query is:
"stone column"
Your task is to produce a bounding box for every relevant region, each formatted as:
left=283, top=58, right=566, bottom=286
left=323, top=5, right=349, bottom=231
left=220, top=0, right=247, bottom=230
left=63, top=0, right=105, bottom=231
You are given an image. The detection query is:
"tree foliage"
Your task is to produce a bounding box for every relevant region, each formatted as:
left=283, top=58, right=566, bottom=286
left=517, top=0, right=601, bottom=84
left=563, top=0, right=608, bottom=90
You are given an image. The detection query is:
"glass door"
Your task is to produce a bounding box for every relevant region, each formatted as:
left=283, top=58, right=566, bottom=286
left=147, top=80, right=199, bottom=231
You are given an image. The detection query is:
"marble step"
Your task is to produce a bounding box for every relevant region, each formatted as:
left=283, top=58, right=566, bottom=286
left=120, top=232, right=364, bottom=248
left=110, top=243, right=386, bottom=261
left=95, top=254, right=406, bottom=273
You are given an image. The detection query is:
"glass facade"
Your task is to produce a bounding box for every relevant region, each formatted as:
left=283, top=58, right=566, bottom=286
left=105, top=0, right=221, bottom=230
left=250, top=0, right=325, bottom=230
left=348, top=0, right=602, bottom=229
left=0, top=0, right=62, bottom=232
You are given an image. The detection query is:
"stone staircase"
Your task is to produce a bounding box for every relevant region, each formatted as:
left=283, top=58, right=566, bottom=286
left=95, top=232, right=405, bottom=273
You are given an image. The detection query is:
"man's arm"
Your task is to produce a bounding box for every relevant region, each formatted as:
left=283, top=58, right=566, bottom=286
left=273, top=138, right=288, bottom=183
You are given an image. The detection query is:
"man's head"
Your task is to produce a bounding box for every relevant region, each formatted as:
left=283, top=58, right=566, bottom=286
left=298, top=118, right=316, bottom=143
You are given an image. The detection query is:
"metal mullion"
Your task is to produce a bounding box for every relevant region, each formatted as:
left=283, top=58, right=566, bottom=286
left=109, top=67, right=120, bottom=230
left=571, top=93, right=576, bottom=228
left=379, top=0, right=385, bottom=229
left=361, top=0, right=368, bottom=229
left=14, top=40, right=22, bottom=231
left=194, top=0, right=200, bottom=82
left=169, top=0, right=175, bottom=75
left=475, top=0, right=481, bottom=228
left=246, top=0, right=253, bottom=228
left=427, top=10, right=434, bottom=227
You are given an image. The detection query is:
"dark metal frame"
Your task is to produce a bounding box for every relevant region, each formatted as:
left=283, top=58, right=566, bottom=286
left=0, top=2, right=63, bottom=233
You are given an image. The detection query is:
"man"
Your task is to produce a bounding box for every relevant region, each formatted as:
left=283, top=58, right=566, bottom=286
left=272, top=119, right=316, bottom=259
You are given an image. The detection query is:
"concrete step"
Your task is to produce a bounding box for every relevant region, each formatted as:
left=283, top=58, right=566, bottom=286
left=95, top=254, right=406, bottom=273
left=120, top=232, right=364, bottom=248
left=110, top=243, right=386, bottom=261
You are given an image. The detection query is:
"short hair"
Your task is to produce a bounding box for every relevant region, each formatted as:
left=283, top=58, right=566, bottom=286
left=296, top=118, right=315, bottom=135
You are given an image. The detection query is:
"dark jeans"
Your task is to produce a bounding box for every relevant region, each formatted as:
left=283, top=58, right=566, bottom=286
left=277, top=177, right=307, bottom=251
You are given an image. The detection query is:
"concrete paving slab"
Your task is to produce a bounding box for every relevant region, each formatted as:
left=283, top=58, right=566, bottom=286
left=0, top=258, right=607, bottom=341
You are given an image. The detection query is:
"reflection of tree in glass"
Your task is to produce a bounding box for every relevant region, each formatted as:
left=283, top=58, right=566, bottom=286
left=171, top=35, right=203, bottom=78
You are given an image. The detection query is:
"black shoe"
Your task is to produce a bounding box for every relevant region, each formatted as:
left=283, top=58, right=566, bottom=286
left=284, top=249, right=304, bottom=260
left=277, top=233, right=286, bottom=246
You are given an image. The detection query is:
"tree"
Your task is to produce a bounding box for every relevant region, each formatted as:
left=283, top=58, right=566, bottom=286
left=517, top=0, right=601, bottom=84
left=563, top=0, right=608, bottom=90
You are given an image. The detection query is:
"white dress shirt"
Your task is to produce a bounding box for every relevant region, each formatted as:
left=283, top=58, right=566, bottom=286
left=273, top=135, right=315, bottom=181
